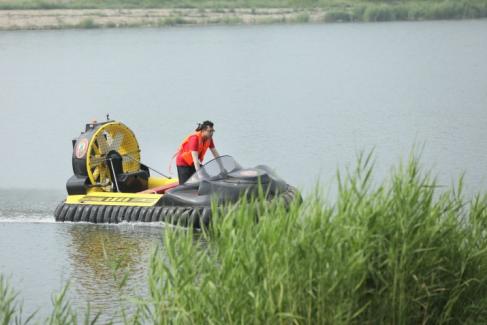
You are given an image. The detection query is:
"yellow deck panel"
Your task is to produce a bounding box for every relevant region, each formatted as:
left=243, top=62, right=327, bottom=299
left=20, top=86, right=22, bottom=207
left=65, top=191, right=162, bottom=207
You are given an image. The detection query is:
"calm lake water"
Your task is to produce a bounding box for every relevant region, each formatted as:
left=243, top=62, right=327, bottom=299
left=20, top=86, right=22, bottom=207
left=1, top=20, right=486, bottom=321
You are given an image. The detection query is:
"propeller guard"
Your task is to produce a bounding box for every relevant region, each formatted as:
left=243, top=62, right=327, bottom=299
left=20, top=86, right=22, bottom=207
left=68, top=121, right=145, bottom=193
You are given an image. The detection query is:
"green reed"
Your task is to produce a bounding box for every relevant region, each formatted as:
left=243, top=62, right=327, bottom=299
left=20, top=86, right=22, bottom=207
left=142, top=154, right=487, bottom=324
left=47, top=283, right=101, bottom=325
left=0, top=275, right=37, bottom=325
left=2, top=154, right=487, bottom=324
left=0, top=275, right=19, bottom=325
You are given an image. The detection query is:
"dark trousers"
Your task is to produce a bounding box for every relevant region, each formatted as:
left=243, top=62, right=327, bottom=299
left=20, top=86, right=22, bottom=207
left=177, top=165, right=196, bottom=184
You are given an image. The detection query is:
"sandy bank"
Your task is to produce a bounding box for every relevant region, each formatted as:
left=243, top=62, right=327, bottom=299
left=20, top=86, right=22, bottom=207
left=0, top=8, right=326, bottom=30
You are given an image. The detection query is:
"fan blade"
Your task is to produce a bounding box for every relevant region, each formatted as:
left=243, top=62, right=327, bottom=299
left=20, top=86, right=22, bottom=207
left=99, top=166, right=109, bottom=181
left=91, top=142, right=99, bottom=155
left=90, top=155, right=105, bottom=166
left=96, top=134, right=109, bottom=154
left=122, top=154, right=135, bottom=162
left=110, top=132, right=124, bottom=151
left=92, top=167, right=100, bottom=181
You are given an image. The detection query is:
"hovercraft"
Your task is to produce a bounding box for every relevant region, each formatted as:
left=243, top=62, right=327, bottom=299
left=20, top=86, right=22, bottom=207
left=54, top=120, right=300, bottom=228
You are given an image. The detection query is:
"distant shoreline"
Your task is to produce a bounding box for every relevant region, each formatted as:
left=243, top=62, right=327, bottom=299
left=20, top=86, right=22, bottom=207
left=0, top=0, right=486, bottom=31
left=0, top=8, right=323, bottom=30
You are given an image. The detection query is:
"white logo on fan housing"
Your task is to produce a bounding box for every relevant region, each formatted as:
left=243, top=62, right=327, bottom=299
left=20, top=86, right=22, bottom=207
left=75, top=138, right=89, bottom=159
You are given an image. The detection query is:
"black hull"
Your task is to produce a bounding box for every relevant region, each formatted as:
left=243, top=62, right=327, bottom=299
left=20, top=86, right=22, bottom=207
left=53, top=186, right=301, bottom=229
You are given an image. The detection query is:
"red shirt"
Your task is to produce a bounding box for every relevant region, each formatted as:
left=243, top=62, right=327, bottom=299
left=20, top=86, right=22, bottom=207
left=176, top=135, right=215, bottom=167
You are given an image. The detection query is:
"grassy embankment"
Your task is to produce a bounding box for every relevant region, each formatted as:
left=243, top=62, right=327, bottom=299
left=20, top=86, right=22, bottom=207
left=0, top=0, right=486, bottom=28
left=2, top=154, right=487, bottom=323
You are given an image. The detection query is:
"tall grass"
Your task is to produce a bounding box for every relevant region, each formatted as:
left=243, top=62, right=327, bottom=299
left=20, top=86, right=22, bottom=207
left=2, top=155, right=487, bottom=323
left=1, top=276, right=99, bottom=325
left=0, top=275, right=35, bottom=325
left=322, top=0, right=487, bottom=22
left=142, top=154, right=487, bottom=323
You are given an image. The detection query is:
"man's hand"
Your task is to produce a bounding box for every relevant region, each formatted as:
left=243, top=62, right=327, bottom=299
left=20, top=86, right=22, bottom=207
left=195, top=162, right=201, bottom=171
left=220, top=168, right=228, bottom=177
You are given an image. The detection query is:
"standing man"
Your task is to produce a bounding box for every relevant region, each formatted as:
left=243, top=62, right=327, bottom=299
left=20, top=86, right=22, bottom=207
left=175, top=120, right=220, bottom=184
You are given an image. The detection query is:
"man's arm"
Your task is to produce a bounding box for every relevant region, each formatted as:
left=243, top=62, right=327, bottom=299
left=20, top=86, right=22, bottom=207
left=211, top=148, right=227, bottom=173
left=191, top=151, right=201, bottom=170
left=210, top=148, right=220, bottom=158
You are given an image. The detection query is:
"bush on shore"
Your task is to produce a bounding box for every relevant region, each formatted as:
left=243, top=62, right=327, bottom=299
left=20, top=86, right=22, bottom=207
left=322, top=0, right=487, bottom=22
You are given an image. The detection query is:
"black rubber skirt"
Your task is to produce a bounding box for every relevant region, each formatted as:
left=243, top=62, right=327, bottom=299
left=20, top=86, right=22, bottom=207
left=54, top=186, right=300, bottom=229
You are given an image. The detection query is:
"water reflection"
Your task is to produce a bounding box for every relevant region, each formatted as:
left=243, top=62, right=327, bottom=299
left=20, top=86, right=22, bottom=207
left=65, top=224, right=163, bottom=319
